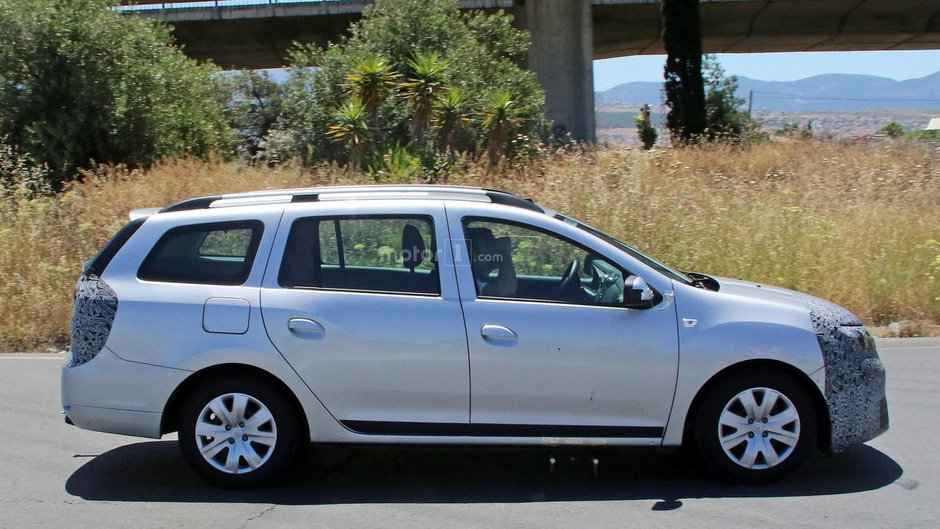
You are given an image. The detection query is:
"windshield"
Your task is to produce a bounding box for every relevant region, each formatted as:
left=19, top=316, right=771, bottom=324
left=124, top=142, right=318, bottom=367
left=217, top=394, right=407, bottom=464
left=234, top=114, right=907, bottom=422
left=556, top=214, right=693, bottom=285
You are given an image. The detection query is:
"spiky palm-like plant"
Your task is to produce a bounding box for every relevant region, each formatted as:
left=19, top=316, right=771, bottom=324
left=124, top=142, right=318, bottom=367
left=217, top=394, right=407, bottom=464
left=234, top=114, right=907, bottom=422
left=432, top=87, right=472, bottom=152
left=481, top=90, right=522, bottom=164
left=341, top=53, right=400, bottom=118
left=327, top=97, right=371, bottom=169
left=401, top=51, right=448, bottom=143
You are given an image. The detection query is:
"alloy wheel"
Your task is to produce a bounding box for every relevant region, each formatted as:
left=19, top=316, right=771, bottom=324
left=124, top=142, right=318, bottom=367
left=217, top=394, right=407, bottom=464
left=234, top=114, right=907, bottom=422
left=194, top=392, right=278, bottom=475
left=717, top=387, right=801, bottom=470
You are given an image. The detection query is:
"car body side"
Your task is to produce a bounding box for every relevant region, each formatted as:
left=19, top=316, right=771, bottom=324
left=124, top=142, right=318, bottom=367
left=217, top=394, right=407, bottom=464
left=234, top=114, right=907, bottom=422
left=62, top=197, right=881, bottom=454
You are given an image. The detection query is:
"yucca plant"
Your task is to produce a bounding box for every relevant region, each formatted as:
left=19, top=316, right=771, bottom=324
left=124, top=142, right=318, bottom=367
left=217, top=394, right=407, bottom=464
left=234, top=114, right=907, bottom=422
left=480, top=90, right=522, bottom=164
left=432, top=87, right=472, bottom=153
left=341, top=53, right=400, bottom=118
left=327, top=98, right=371, bottom=169
left=400, top=51, right=449, bottom=143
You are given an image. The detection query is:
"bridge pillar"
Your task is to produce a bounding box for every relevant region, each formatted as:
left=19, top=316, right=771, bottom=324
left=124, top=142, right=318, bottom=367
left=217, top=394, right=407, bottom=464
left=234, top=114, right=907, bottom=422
left=520, top=0, right=596, bottom=143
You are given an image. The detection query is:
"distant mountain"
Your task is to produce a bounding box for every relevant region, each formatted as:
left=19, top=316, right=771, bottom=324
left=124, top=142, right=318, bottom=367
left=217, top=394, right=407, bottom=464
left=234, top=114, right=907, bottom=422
left=596, top=71, right=940, bottom=112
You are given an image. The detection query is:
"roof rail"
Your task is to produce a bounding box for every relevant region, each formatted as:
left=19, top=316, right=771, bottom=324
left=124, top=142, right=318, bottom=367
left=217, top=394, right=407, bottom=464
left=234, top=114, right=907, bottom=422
left=484, top=190, right=544, bottom=213
left=152, top=185, right=544, bottom=214
left=159, top=196, right=221, bottom=213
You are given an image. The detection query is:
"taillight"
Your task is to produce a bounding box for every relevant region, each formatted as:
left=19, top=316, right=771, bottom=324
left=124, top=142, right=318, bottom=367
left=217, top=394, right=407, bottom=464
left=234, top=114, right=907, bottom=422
left=67, top=274, right=118, bottom=368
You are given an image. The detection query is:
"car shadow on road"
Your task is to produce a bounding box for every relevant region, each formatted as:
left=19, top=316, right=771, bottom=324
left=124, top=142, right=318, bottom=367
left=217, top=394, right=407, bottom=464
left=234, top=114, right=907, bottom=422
left=66, top=441, right=902, bottom=505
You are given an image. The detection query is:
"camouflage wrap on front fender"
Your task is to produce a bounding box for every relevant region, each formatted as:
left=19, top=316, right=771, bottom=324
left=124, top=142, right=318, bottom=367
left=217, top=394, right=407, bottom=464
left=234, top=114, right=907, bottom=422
left=798, top=293, right=888, bottom=452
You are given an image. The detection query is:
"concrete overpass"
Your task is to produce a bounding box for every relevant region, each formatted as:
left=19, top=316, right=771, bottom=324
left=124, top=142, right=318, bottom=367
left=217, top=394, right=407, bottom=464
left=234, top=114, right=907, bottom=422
left=122, top=0, right=940, bottom=142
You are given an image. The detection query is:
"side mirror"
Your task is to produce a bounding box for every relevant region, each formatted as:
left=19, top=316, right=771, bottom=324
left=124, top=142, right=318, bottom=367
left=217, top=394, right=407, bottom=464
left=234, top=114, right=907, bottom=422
left=623, top=275, right=656, bottom=309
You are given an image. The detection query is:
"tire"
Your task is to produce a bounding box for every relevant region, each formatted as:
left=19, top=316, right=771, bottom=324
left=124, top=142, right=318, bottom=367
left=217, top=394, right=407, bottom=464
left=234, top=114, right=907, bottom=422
left=178, top=375, right=301, bottom=488
left=693, top=370, right=817, bottom=483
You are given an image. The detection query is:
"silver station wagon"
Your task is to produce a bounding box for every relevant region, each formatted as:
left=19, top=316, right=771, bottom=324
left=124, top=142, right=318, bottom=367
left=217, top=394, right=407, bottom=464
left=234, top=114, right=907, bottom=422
left=62, top=185, right=888, bottom=487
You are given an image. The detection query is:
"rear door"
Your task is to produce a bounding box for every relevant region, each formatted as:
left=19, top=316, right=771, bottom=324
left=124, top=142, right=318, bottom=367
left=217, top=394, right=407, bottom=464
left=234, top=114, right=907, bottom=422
left=261, top=200, right=470, bottom=431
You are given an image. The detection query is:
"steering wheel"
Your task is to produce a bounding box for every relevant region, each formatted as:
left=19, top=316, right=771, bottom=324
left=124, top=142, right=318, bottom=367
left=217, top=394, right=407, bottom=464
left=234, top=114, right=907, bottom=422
left=558, top=258, right=581, bottom=299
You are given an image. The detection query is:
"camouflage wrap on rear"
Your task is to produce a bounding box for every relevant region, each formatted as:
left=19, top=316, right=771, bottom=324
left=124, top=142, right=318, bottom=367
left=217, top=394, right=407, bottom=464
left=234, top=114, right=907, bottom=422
left=67, top=274, right=118, bottom=368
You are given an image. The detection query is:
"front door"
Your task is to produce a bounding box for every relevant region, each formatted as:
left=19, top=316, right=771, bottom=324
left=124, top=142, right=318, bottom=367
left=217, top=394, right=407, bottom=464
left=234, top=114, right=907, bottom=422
left=449, top=209, right=679, bottom=439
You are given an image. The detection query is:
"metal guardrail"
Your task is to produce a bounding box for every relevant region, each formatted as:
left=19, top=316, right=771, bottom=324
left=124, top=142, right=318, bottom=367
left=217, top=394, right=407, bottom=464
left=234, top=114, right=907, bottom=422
left=115, top=1, right=351, bottom=12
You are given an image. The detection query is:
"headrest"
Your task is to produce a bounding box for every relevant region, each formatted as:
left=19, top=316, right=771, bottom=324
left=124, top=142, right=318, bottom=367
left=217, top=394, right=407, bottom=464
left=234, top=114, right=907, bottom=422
left=467, top=227, right=496, bottom=279
left=481, top=236, right=517, bottom=297
left=401, top=224, right=425, bottom=271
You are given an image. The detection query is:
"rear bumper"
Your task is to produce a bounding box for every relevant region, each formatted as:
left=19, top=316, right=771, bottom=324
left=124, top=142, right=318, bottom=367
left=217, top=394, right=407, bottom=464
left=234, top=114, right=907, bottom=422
left=62, top=347, right=189, bottom=439
left=63, top=404, right=162, bottom=439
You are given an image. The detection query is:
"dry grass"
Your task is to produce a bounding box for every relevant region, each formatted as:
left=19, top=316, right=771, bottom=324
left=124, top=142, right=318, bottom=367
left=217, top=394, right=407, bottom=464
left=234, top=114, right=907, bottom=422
left=1, top=141, right=937, bottom=350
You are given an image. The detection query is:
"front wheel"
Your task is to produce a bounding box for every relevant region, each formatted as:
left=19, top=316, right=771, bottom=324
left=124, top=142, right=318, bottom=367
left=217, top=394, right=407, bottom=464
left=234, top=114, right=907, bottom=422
left=693, top=371, right=817, bottom=482
left=178, top=376, right=301, bottom=487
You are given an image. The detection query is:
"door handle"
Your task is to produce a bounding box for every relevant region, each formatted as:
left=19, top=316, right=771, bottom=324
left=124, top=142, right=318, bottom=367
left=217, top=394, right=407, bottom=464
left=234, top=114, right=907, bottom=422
left=288, top=318, right=325, bottom=335
left=481, top=324, right=517, bottom=340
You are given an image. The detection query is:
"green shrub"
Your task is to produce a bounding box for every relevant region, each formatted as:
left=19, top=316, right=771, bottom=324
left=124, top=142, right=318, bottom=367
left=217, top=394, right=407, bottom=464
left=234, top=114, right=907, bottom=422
left=878, top=122, right=905, bottom=139
left=906, top=129, right=940, bottom=140
left=367, top=143, right=424, bottom=181
left=0, top=139, right=50, bottom=203
left=0, top=0, right=231, bottom=187
left=634, top=114, right=658, bottom=150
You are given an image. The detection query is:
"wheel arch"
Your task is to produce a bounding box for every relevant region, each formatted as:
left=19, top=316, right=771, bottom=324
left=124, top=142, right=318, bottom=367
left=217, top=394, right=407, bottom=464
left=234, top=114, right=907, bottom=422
left=161, top=363, right=310, bottom=440
left=681, top=359, right=831, bottom=452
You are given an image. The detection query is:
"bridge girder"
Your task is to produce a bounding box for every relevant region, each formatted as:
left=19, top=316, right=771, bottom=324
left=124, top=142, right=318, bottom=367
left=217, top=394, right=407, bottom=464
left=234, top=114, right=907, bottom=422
left=123, top=0, right=940, bottom=69
left=121, top=0, right=940, bottom=141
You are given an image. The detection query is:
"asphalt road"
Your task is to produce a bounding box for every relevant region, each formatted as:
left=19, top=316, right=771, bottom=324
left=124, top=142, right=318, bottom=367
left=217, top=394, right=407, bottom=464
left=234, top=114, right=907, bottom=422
left=1, top=338, right=938, bottom=529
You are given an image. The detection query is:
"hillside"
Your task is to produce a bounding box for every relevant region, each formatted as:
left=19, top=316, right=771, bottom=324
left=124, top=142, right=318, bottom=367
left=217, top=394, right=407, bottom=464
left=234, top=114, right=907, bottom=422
left=597, top=71, right=940, bottom=112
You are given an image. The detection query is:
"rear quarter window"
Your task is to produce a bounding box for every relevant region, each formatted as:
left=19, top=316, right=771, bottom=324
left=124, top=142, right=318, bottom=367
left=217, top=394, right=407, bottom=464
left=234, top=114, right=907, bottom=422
left=137, top=221, right=264, bottom=285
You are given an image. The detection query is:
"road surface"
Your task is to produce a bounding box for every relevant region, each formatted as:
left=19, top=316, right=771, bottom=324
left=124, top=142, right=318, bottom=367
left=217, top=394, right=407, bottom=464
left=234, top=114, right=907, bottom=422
left=1, top=338, right=937, bottom=528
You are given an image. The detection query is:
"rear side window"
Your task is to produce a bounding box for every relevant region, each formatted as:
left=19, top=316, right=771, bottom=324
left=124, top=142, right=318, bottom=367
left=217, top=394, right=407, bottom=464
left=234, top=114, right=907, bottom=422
left=278, top=216, right=439, bottom=295
left=138, top=221, right=264, bottom=285
left=84, top=217, right=146, bottom=276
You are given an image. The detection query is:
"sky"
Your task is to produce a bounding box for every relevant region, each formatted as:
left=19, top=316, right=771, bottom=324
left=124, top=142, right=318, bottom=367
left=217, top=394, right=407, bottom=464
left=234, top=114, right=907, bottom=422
left=593, top=50, right=940, bottom=91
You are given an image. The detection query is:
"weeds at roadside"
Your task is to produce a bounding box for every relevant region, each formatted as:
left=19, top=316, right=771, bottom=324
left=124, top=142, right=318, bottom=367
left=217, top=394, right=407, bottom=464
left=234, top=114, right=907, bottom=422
left=1, top=142, right=937, bottom=350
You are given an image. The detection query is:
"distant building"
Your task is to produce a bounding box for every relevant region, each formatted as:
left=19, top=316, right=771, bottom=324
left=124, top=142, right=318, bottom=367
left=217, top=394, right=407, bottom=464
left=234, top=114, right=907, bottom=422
left=926, top=118, right=940, bottom=131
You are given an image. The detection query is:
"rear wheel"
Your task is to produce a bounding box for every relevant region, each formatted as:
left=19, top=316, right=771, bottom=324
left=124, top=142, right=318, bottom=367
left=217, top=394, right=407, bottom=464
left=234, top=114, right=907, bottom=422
left=178, top=376, right=300, bottom=487
left=693, top=371, right=817, bottom=482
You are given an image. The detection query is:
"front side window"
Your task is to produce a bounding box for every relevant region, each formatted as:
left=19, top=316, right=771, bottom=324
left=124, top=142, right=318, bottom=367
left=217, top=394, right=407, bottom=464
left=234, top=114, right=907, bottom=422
left=556, top=213, right=692, bottom=285
left=463, top=218, right=626, bottom=306
left=138, top=221, right=263, bottom=285
left=279, top=216, right=439, bottom=295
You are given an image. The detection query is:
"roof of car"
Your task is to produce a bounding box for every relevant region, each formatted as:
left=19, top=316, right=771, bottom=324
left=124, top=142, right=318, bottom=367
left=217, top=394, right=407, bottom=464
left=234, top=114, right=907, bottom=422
left=145, top=185, right=544, bottom=218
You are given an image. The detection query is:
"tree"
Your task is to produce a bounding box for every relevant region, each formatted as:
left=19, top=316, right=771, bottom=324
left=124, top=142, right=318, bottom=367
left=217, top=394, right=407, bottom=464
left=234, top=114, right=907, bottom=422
left=634, top=108, right=658, bottom=150
left=0, top=0, right=231, bottom=188
left=878, top=122, right=904, bottom=139
left=702, top=55, right=762, bottom=142
left=281, top=0, right=546, bottom=169
left=661, top=0, right=707, bottom=144
left=219, top=70, right=285, bottom=162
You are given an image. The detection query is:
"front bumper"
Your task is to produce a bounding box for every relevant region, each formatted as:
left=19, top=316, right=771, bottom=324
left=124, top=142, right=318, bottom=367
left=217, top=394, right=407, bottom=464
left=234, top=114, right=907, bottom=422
left=62, top=347, right=189, bottom=439
left=818, top=325, right=889, bottom=452
left=786, top=290, right=889, bottom=452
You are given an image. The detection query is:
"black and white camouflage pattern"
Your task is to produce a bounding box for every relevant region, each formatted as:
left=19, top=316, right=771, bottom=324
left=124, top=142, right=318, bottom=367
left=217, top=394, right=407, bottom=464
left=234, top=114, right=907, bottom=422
left=793, top=292, right=888, bottom=452
left=67, top=274, right=118, bottom=368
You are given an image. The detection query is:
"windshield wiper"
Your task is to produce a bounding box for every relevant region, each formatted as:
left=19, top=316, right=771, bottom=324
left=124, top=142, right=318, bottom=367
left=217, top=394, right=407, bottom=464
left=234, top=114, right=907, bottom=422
left=681, top=271, right=720, bottom=291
